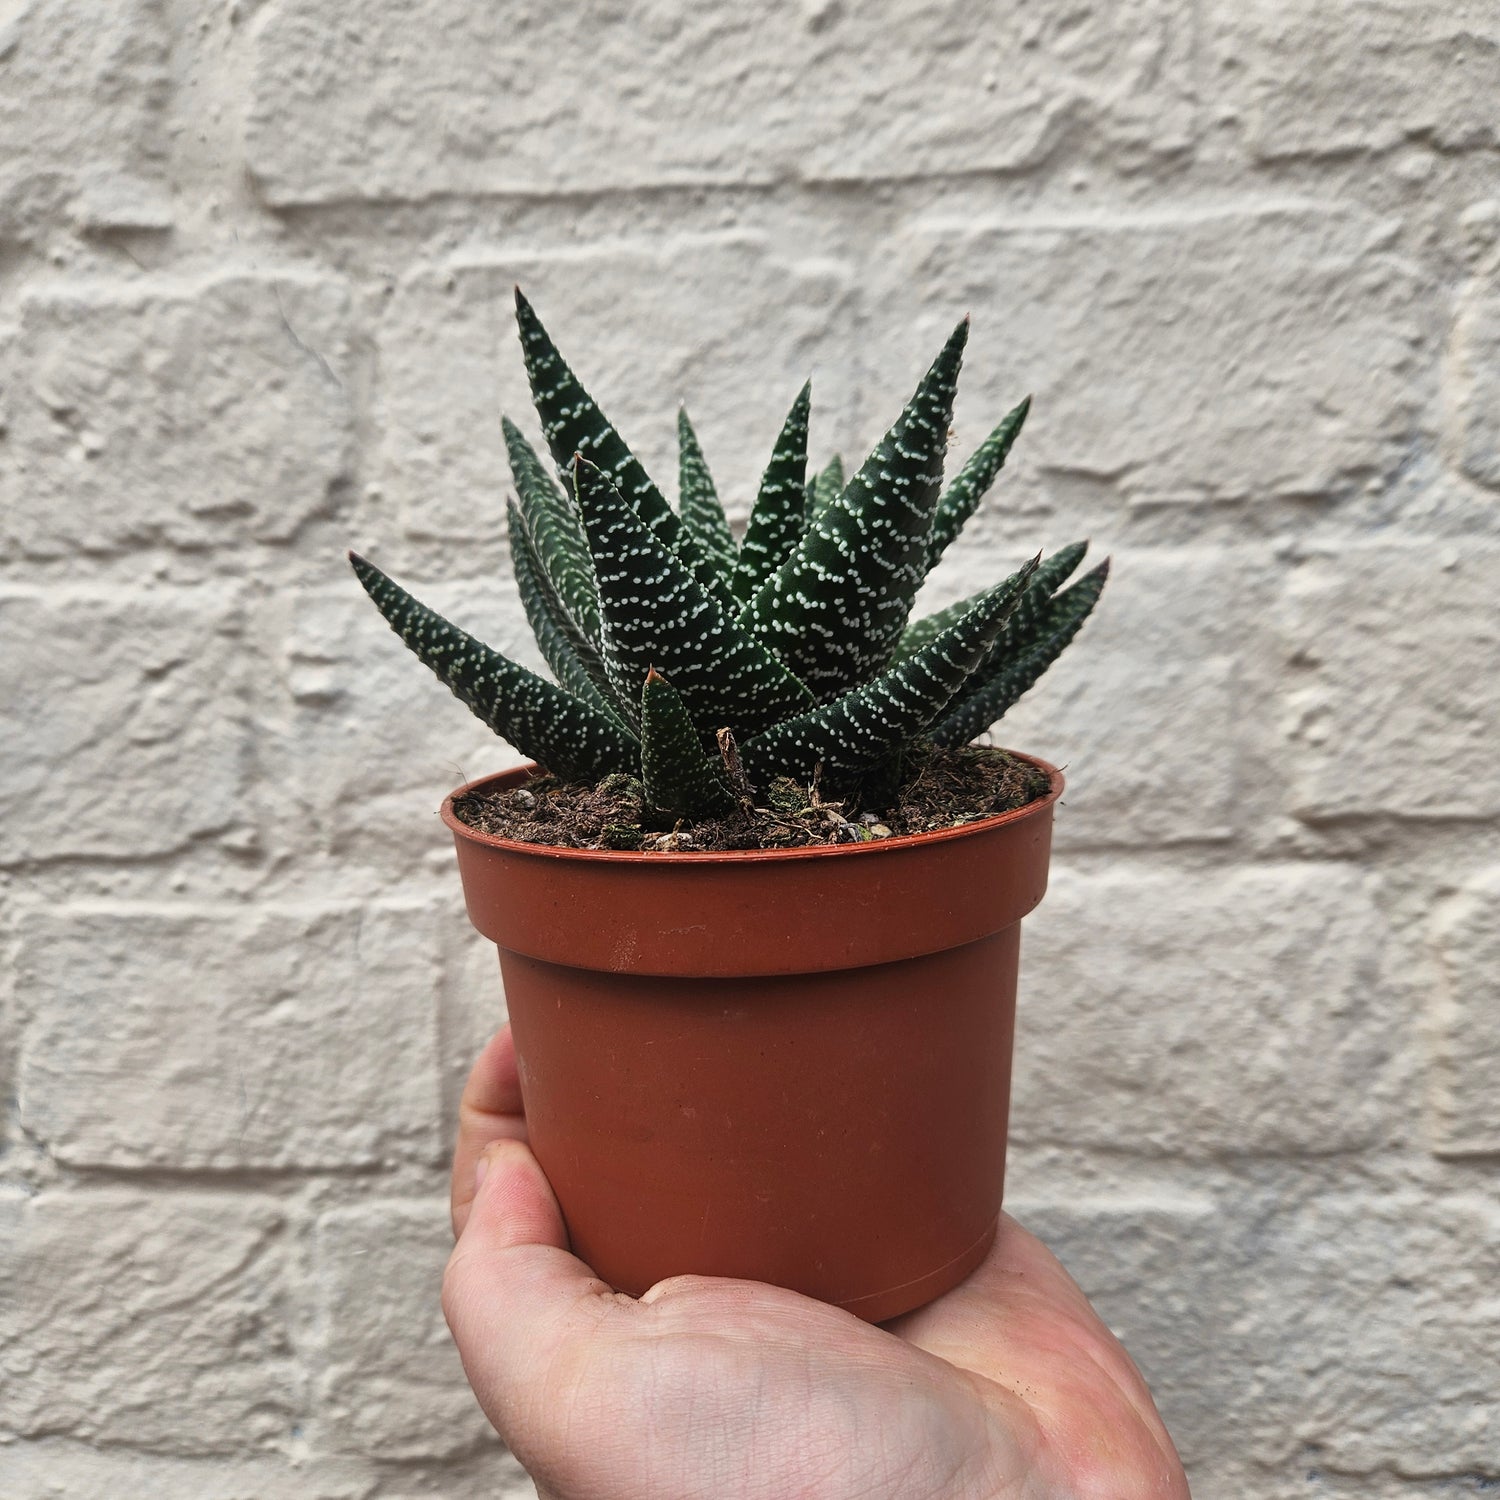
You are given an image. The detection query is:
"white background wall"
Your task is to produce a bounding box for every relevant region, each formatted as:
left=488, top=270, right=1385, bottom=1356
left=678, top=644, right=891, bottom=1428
left=2, top=2, right=1498, bottom=1496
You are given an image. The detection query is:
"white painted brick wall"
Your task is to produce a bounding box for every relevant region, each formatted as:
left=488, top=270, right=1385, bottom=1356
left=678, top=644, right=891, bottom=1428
left=1, top=3, right=1496, bottom=1497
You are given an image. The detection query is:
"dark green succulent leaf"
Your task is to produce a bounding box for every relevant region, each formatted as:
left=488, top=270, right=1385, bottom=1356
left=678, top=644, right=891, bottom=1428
left=742, top=319, right=969, bottom=700
left=505, top=501, right=623, bottom=722
left=502, top=416, right=601, bottom=646
left=932, top=560, right=1109, bottom=747
left=349, top=551, right=639, bottom=781
left=892, top=591, right=979, bottom=665
left=514, top=289, right=726, bottom=600
left=731, top=381, right=811, bottom=605
left=924, top=396, right=1030, bottom=573
left=640, top=667, right=736, bottom=820
left=741, top=555, right=1039, bottom=790
left=573, top=457, right=816, bottom=739
left=981, top=539, right=1089, bottom=671
left=803, top=452, right=844, bottom=524
left=677, top=408, right=738, bottom=583
left=895, top=540, right=1089, bottom=663
left=515, top=288, right=676, bottom=542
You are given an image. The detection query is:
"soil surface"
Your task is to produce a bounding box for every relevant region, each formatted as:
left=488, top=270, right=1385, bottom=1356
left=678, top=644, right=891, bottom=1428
left=451, top=744, right=1053, bottom=852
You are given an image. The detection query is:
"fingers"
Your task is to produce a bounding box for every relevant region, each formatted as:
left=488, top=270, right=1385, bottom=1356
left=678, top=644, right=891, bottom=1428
left=451, top=1026, right=530, bottom=1237
left=460, top=1136, right=570, bottom=1258
left=443, top=1137, right=618, bottom=1452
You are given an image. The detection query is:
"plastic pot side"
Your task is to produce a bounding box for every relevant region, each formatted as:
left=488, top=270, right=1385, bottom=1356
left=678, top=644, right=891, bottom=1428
left=443, top=756, right=1062, bottom=1324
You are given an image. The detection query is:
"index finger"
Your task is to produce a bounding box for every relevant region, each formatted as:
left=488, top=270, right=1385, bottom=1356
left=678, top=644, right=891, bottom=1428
left=450, top=1025, right=531, bottom=1237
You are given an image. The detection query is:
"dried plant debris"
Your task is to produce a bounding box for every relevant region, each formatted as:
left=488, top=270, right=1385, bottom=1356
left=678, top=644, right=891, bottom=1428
left=451, top=745, right=1052, bottom=853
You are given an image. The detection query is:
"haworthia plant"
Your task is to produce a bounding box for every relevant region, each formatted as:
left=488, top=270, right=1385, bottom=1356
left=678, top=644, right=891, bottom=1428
left=352, top=293, right=1107, bottom=822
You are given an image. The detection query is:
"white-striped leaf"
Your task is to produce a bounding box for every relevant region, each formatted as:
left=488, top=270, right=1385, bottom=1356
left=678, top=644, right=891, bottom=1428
left=741, top=320, right=968, bottom=700
left=350, top=552, right=639, bottom=781
left=505, top=501, right=624, bottom=723
left=514, top=289, right=726, bottom=600
left=741, top=555, right=1038, bottom=789
left=924, top=396, right=1030, bottom=573
left=677, top=408, right=738, bottom=585
left=895, top=540, right=1089, bottom=663
left=932, top=560, right=1109, bottom=746
left=640, top=667, right=736, bottom=820
left=502, top=416, right=601, bottom=647
left=731, top=381, right=810, bottom=604
left=573, top=458, right=816, bottom=740
left=803, top=452, right=844, bottom=525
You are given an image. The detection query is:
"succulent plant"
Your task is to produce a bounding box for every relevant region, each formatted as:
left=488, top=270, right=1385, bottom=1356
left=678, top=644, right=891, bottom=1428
left=350, top=290, right=1107, bottom=823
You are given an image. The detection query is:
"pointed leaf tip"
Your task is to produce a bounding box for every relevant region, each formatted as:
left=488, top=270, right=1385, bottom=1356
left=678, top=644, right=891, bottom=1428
left=348, top=553, right=638, bottom=781
left=932, top=555, right=1110, bottom=747
left=923, top=392, right=1031, bottom=573
left=741, top=557, right=1037, bottom=790
left=729, top=379, right=815, bottom=605
left=640, top=662, right=737, bottom=819
left=676, top=408, right=737, bottom=589
left=740, top=317, right=970, bottom=694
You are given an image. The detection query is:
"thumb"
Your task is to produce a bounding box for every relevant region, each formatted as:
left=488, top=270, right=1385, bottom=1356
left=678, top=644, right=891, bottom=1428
left=442, top=1139, right=620, bottom=1444
left=459, top=1134, right=570, bottom=1257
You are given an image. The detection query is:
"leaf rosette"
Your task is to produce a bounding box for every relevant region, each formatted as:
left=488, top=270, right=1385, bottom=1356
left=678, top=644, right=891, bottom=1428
left=352, top=291, right=1107, bottom=822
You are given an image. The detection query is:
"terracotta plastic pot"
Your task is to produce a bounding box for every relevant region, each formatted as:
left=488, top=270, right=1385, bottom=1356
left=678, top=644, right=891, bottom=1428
left=443, top=755, right=1061, bottom=1324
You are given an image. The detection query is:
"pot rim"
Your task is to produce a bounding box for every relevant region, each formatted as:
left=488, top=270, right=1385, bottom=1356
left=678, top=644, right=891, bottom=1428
left=440, top=749, right=1064, bottom=866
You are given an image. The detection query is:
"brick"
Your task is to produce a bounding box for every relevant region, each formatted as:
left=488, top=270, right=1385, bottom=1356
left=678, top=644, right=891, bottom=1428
left=246, top=0, right=1193, bottom=205
left=0, top=275, right=354, bottom=559
left=1431, top=867, right=1500, bottom=1157
left=0, top=1190, right=293, bottom=1453
left=1, top=905, right=15, bottom=1141
left=377, top=239, right=858, bottom=545
left=0, top=591, right=252, bottom=864
left=1014, top=1188, right=1500, bottom=1476
left=1013, top=864, right=1392, bottom=1155
left=0, top=0, right=171, bottom=237
left=1279, top=546, right=1500, bottom=820
left=868, top=206, right=1430, bottom=503
left=986, top=549, right=1240, bottom=846
left=437, top=897, right=513, bottom=1140
left=1007, top=1192, right=1223, bottom=1472
left=18, top=903, right=444, bottom=1171
left=0, top=1447, right=375, bottom=1500
left=314, top=1202, right=495, bottom=1459
left=1444, top=277, right=1500, bottom=489
left=1211, top=0, right=1500, bottom=159
left=1185, top=1469, right=1500, bottom=1500
left=379, top=1473, right=537, bottom=1500
left=257, top=580, right=530, bottom=870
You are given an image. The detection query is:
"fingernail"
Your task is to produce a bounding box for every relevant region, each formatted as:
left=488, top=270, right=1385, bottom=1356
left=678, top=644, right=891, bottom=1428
left=474, top=1152, right=491, bottom=1194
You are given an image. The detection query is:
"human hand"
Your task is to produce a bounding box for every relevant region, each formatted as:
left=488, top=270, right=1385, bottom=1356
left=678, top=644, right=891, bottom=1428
left=445, top=1027, right=1189, bottom=1500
